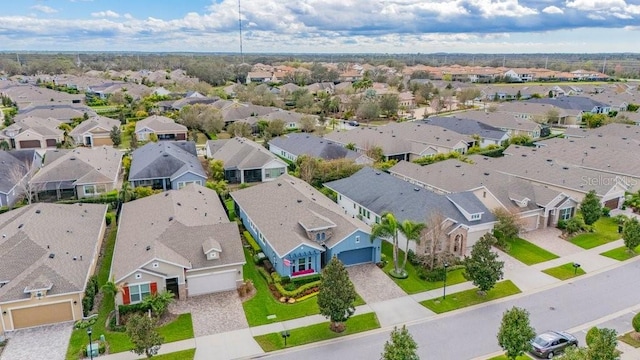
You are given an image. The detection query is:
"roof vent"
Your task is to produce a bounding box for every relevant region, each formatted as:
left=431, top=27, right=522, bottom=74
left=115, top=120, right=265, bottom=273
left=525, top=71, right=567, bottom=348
left=297, top=199, right=302, bottom=203
left=622, top=137, right=628, bottom=140
left=146, top=245, right=151, bottom=251
left=413, top=188, right=420, bottom=191
left=590, top=146, right=596, bottom=149
left=562, top=166, right=569, bottom=170
left=375, top=171, right=381, bottom=175
left=277, top=183, right=281, bottom=186
left=49, top=253, right=55, bottom=259
left=177, top=202, right=181, bottom=206
left=73, top=256, right=77, bottom=261
left=484, top=172, right=490, bottom=176
left=521, top=154, right=527, bottom=157
left=546, top=159, right=552, bottom=162
left=35, top=209, right=41, bottom=214
left=169, top=216, right=173, bottom=222
left=70, top=157, right=76, bottom=160
left=18, top=224, right=24, bottom=229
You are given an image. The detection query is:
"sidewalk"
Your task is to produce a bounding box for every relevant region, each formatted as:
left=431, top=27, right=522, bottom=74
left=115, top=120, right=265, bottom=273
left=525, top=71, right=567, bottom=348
left=97, top=240, right=640, bottom=360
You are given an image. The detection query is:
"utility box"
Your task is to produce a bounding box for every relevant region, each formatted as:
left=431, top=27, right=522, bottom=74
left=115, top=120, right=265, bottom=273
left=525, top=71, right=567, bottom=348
left=86, top=342, right=99, bottom=357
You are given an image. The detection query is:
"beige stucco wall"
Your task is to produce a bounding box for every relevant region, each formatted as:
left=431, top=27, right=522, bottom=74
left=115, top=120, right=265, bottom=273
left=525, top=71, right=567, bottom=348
left=187, top=264, right=244, bottom=287
left=0, top=293, right=83, bottom=332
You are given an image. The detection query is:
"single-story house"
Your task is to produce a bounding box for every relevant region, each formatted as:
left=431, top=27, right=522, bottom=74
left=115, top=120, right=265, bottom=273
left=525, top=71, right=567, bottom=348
left=129, top=141, right=206, bottom=191
left=268, top=133, right=373, bottom=165
left=231, top=174, right=381, bottom=277
left=30, top=146, right=123, bottom=201
left=206, top=138, right=287, bottom=184
left=135, top=115, right=188, bottom=142
left=425, top=116, right=510, bottom=147
left=0, top=150, right=43, bottom=207
left=325, top=167, right=496, bottom=255
left=0, top=203, right=107, bottom=331
left=110, top=184, right=245, bottom=304
left=69, top=115, right=121, bottom=147
left=1, top=116, right=64, bottom=150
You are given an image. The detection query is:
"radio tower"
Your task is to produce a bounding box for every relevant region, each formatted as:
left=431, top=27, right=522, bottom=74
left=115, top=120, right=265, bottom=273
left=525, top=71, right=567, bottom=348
left=238, top=0, right=244, bottom=64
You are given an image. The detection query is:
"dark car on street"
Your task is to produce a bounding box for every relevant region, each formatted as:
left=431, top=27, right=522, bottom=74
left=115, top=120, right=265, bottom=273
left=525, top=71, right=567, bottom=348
left=530, top=330, right=578, bottom=358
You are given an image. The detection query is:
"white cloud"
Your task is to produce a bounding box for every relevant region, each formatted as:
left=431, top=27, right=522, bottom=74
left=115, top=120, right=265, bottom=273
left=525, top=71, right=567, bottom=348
left=542, top=6, right=564, bottom=14
left=123, top=13, right=133, bottom=19
left=587, top=13, right=606, bottom=19
left=91, top=10, right=120, bottom=18
left=30, top=5, right=58, bottom=14
left=565, top=0, right=627, bottom=11
left=467, top=0, right=538, bottom=17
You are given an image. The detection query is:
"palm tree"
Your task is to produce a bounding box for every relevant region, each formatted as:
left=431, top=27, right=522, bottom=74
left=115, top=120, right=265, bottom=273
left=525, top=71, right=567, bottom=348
left=399, top=220, right=426, bottom=271
left=102, top=278, right=125, bottom=326
left=371, top=213, right=402, bottom=276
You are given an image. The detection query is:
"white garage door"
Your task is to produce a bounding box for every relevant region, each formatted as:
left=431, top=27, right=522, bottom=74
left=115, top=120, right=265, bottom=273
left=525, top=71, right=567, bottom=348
left=187, top=270, right=237, bottom=297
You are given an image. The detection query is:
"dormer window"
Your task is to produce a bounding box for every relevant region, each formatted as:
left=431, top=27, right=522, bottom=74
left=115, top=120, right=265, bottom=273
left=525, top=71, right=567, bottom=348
left=202, top=238, right=222, bottom=261
left=470, top=214, right=481, bottom=220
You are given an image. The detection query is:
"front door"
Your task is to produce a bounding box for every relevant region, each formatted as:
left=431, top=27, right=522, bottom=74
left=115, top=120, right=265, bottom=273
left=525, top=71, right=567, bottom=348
left=85, top=136, right=92, bottom=147
left=166, top=277, right=179, bottom=299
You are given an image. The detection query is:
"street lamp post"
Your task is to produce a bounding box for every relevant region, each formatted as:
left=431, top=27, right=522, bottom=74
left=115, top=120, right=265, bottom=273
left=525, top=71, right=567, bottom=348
left=443, top=262, right=449, bottom=300
left=87, top=327, right=94, bottom=360
left=573, top=263, right=581, bottom=275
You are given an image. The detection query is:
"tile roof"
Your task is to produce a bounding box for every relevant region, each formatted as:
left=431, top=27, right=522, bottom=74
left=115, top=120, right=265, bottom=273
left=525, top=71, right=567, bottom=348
left=231, top=174, right=369, bottom=256
left=206, top=138, right=284, bottom=170
left=32, top=146, right=123, bottom=189
left=111, top=184, right=243, bottom=282
left=129, top=141, right=205, bottom=182
left=0, top=203, right=107, bottom=302
left=325, top=167, right=495, bottom=227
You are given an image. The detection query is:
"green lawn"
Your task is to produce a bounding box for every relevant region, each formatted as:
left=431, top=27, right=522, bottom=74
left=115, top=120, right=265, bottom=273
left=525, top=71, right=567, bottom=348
left=254, top=313, right=380, bottom=352
left=420, top=280, right=521, bottom=314
left=619, top=331, right=640, bottom=348
left=120, top=126, right=131, bottom=149
left=381, top=242, right=468, bottom=294
left=97, top=220, right=117, bottom=286
left=570, top=217, right=620, bottom=249
left=158, top=314, right=194, bottom=343
left=542, top=262, right=586, bottom=280
left=140, top=349, right=196, bottom=360
left=486, top=354, right=532, bottom=360
left=600, top=245, right=640, bottom=261
left=224, top=198, right=236, bottom=221
left=90, top=105, right=121, bottom=113
left=502, top=238, right=559, bottom=265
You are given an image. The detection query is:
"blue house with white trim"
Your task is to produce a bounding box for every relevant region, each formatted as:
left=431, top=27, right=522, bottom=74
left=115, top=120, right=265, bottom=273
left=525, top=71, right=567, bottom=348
left=231, top=174, right=381, bottom=277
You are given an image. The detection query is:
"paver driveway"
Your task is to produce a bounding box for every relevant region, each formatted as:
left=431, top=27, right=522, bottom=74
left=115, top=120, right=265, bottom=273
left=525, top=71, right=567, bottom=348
left=521, top=227, right=583, bottom=257
left=347, top=263, right=406, bottom=303
left=0, top=322, right=73, bottom=360
left=169, top=290, right=248, bottom=337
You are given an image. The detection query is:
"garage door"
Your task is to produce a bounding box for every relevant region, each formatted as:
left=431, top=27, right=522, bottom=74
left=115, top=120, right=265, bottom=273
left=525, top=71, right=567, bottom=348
left=92, top=137, right=113, bottom=146
left=187, top=270, right=237, bottom=297
left=11, top=302, right=73, bottom=330
left=337, top=248, right=373, bottom=266
left=19, top=140, right=41, bottom=149
left=604, top=197, right=620, bottom=210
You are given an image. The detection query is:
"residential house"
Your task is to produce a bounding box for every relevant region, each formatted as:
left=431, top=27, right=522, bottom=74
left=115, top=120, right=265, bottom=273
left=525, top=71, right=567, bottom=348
left=398, top=91, right=416, bottom=109
left=129, top=141, right=206, bottom=191
left=0, top=203, right=107, bottom=331
left=324, top=167, right=495, bottom=255
left=389, top=160, right=578, bottom=232
left=15, top=104, right=96, bottom=123
left=1, top=116, right=64, bottom=150
left=425, top=116, right=510, bottom=147
left=110, top=184, right=244, bottom=304
left=494, top=101, right=582, bottom=126
left=0, top=83, right=84, bottom=108
left=231, top=174, right=381, bottom=277
left=324, top=121, right=471, bottom=162
left=268, top=133, right=373, bottom=164
left=246, top=72, right=275, bottom=84
left=30, top=146, right=123, bottom=201
left=0, top=150, right=42, bottom=207
left=459, top=110, right=543, bottom=139
left=527, top=96, right=611, bottom=115
left=135, top=115, right=188, bottom=141
left=206, top=138, right=287, bottom=184
left=69, top=115, right=121, bottom=147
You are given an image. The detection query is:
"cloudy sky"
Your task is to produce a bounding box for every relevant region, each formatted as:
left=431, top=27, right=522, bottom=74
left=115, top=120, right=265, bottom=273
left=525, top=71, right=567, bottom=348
left=1, top=0, right=639, bottom=53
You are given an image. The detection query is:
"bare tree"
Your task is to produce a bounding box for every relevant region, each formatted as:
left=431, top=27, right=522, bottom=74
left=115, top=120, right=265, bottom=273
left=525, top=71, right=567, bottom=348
left=420, top=212, right=450, bottom=270
left=8, top=160, right=41, bottom=205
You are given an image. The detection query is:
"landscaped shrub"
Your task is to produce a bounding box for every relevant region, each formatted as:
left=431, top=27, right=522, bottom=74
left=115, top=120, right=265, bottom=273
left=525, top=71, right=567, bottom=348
left=82, top=275, right=100, bottom=316
left=243, top=231, right=261, bottom=253
left=105, top=212, right=116, bottom=226
left=586, top=327, right=599, bottom=346
left=271, top=272, right=282, bottom=284
left=295, top=292, right=318, bottom=302
left=291, top=274, right=322, bottom=287
left=253, top=252, right=266, bottom=265
left=602, top=207, right=611, bottom=217
left=557, top=219, right=567, bottom=230
left=633, top=312, right=640, bottom=333
left=565, top=216, right=587, bottom=235
left=256, top=267, right=273, bottom=284
left=74, top=317, right=97, bottom=329
left=274, top=280, right=321, bottom=299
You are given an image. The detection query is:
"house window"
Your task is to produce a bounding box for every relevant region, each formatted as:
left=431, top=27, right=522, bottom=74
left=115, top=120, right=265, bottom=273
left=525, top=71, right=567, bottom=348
left=471, top=214, right=481, bottom=220
left=129, top=283, right=151, bottom=303
left=355, top=235, right=360, bottom=244
left=258, top=232, right=264, bottom=244
left=177, top=180, right=202, bottom=189
left=297, top=257, right=312, bottom=272
left=265, top=168, right=285, bottom=179
left=559, top=207, right=573, bottom=220
left=375, top=216, right=380, bottom=224
left=84, top=185, right=96, bottom=195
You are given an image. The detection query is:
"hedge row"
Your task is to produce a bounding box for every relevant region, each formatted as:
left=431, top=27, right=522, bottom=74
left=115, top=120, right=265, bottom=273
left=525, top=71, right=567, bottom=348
left=243, top=231, right=261, bottom=253
left=256, top=266, right=273, bottom=284
left=274, top=280, right=321, bottom=299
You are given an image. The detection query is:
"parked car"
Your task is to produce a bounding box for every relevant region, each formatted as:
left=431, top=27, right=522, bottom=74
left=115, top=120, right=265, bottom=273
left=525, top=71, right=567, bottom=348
left=348, top=120, right=359, bottom=127
left=530, top=330, right=578, bottom=358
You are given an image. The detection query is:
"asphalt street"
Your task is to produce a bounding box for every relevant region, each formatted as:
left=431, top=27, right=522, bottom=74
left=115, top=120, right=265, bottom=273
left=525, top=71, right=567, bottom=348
left=254, top=259, right=640, bottom=360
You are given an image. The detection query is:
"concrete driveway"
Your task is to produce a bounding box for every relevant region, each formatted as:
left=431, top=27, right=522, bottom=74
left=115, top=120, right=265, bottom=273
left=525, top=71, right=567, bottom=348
left=169, top=290, right=248, bottom=337
left=0, top=322, right=73, bottom=360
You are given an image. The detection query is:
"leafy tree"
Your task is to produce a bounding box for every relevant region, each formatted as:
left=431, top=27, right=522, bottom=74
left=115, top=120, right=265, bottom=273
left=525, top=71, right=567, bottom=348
left=205, top=180, right=228, bottom=196
left=586, top=327, right=621, bottom=360
left=149, top=133, right=159, bottom=143
left=102, top=278, right=124, bottom=325
left=356, top=101, right=380, bottom=121
left=493, top=208, right=523, bottom=247
left=381, top=325, right=419, bottom=360
left=226, top=121, right=253, bottom=138
left=497, top=307, right=536, bottom=360
left=110, top=126, right=122, bottom=147
left=561, top=346, right=589, bottom=360
left=580, top=190, right=602, bottom=226
left=622, top=217, right=640, bottom=252
left=372, top=213, right=402, bottom=276
left=457, top=88, right=481, bottom=105
left=463, top=233, right=504, bottom=295
left=509, top=134, right=532, bottom=146
left=299, top=115, right=317, bottom=133
left=399, top=220, right=426, bottom=273
left=0, top=140, right=9, bottom=151
left=545, top=109, right=560, bottom=124
left=317, top=256, right=357, bottom=333
left=209, top=159, right=225, bottom=181
left=125, top=314, right=163, bottom=358
left=134, top=186, right=159, bottom=199
left=129, top=134, right=139, bottom=149
left=265, top=119, right=286, bottom=137
left=141, top=291, right=175, bottom=318
left=379, top=94, right=400, bottom=117
left=345, top=143, right=357, bottom=151
left=179, top=104, right=224, bottom=134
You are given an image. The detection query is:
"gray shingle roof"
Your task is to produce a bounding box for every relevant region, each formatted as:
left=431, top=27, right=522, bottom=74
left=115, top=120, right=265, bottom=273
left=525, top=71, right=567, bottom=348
left=207, top=138, right=285, bottom=170
left=16, top=104, right=96, bottom=122
left=111, top=184, right=243, bottom=282
left=324, top=167, right=495, bottom=227
left=135, top=115, right=187, bottom=133
left=457, top=110, right=541, bottom=132
left=231, top=174, right=369, bottom=256
left=0, top=203, right=107, bottom=302
left=269, top=133, right=364, bottom=161
left=69, top=115, right=120, bottom=136
left=526, top=96, right=609, bottom=112
left=129, top=141, right=205, bottom=181
left=425, top=117, right=507, bottom=141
